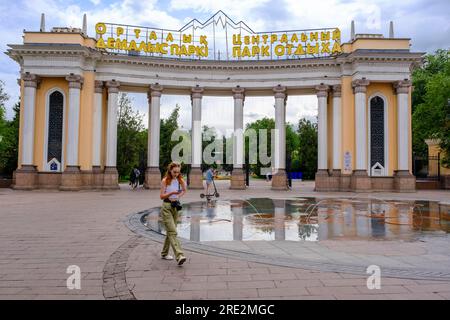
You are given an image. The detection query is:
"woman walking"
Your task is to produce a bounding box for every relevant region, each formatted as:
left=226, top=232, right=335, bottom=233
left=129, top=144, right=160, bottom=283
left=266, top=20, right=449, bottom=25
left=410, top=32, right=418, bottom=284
left=160, top=162, right=187, bottom=265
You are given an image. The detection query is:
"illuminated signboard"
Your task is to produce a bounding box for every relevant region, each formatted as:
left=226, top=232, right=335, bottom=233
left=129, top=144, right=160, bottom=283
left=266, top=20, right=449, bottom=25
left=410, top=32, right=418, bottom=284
left=95, top=12, right=342, bottom=61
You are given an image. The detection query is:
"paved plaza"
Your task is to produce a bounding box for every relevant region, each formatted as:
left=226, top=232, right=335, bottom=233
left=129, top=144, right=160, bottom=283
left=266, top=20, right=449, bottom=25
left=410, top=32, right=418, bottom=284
left=1, top=180, right=450, bottom=300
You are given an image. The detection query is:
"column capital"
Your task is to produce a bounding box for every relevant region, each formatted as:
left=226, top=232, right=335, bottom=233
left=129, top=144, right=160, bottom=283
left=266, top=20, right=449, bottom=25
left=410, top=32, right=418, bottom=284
left=191, top=85, right=204, bottom=99
left=106, top=80, right=120, bottom=94
left=394, top=79, right=412, bottom=94
left=21, top=72, right=40, bottom=88
left=352, top=78, right=370, bottom=94
left=149, top=83, right=163, bottom=98
left=273, top=85, right=287, bottom=99
left=66, top=74, right=84, bottom=89
left=232, top=86, right=245, bottom=101
left=315, top=84, right=329, bottom=98
left=94, top=80, right=104, bottom=94
left=332, top=85, right=342, bottom=97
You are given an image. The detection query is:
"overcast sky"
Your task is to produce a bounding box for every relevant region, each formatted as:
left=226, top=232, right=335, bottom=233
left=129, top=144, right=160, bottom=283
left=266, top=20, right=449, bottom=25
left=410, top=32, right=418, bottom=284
left=1, top=0, right=449, bottom=133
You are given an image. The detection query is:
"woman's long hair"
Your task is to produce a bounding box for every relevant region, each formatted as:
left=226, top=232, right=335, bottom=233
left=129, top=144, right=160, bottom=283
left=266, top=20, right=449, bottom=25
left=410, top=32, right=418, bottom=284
left=163, top=162, right=184, bottom=186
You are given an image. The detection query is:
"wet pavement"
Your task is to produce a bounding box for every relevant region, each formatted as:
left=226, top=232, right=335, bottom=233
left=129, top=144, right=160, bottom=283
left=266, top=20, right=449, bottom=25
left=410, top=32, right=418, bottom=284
left=1, top=180, right=450, bottom=300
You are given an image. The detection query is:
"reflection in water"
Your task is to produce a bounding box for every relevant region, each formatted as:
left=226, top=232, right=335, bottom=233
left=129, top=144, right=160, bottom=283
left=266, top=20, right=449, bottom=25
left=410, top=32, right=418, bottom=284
left=144, top=198, right=450, bottom=242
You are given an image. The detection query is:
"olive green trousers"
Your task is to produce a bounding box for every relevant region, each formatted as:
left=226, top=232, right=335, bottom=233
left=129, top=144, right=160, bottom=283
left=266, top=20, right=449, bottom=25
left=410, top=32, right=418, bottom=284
left=160, top=202, right=184, bottom=259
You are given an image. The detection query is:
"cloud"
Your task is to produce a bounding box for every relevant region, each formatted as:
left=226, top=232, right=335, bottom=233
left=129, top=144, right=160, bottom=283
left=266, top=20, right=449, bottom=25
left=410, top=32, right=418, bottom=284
left=1, top=0, right=449, bottom=120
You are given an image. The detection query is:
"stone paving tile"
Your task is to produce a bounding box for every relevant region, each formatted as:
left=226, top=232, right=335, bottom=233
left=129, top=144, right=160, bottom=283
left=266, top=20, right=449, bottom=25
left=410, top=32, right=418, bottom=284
left=228, top=280, right=275, bottom=289
left=334, top=294, right=392, bottom=300
left=162, top=275, right=208, bottom=283
left=251, top=273, right=297, bottom=281
left=320, top=278, right=369, bottom=287
left=306, top=286, right=360, bottom=295
left=207, top=289, right=259, bottom=299
left=227, top=268, right=270, bottom=275
left=355, top=285, right=411, bottom=295
left=436, top=291, right=450, bottom=300
left=257, top=287, right=309, bottom=297
left=1, top=183, right=450, bottom=300
left=404, top=284, right=450, bottom=293
left=274, top=279, right=323, bottom=288
left=180, top=281, right=228, bottom=291
left=208, top=275, right=252, bottom=282
left=387, top=293, right=445, bottom=300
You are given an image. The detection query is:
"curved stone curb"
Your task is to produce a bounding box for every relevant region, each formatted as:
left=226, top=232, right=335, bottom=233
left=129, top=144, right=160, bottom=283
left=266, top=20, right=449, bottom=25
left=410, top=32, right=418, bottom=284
left=125, top=208, right=450, bottom=281
left=102, top=235, right=143, bottom=300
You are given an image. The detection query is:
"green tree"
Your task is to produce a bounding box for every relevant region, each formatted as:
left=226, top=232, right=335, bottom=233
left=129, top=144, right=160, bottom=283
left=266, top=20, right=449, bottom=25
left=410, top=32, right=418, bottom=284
left=244, top=117, right=299, bottom=177
left=412, top=49, right=450, bottom=166
left=1, top=103, right=20, bottom=176
left=160, top=105, right=180, bottom=172
left=0, top=81, right=13, bottom=177
left=245, top=117, right=274, bottom=177
left=296, top=118, right=318, bottom=180
left=116, top=93, right=145, bottom=179
left=412, top=49, right=449, bottom=111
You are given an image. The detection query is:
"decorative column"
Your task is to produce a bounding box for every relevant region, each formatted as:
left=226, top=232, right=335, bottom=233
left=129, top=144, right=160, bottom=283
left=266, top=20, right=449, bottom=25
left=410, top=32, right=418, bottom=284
left=92, top=80, right=104, bottom=188
left=351, top=78, right=371, bottom=191
left=272, top=199, right=286, bottom=241
left=14, top=73, right=39, bottom=190
left=231, top=200, right=244, bottom=241
left=315, top=84, right=330, bottom=191
left=331, top=85, right=342, bottom=191
left=188, top=86, right=204, bottom=189
left=60, top=74, right=83, bottom=191
left=272, top=85, right=288, bottom=190
left=230, top=86, right=246, bottom=190
left=103, top=80, right=120, bottom=189
left=145, top=83, right=163, bottom=189
left=394, top=80, right=415, bottom=192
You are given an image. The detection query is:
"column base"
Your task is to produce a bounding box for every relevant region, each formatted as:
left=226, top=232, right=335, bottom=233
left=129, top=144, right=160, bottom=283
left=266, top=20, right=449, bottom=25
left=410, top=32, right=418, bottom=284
left=351, top=170, right=371, bottom=192
left=13, top=165, right=38, bottom=190
left=188, top=167, right=203, bottom=189
left=102, top=166, right=119, bottom=190
left=271, top=169, right=288, bottom=190
left=394, top=170, right=416, bottom=192
left=81, top=170, right=94, bottom=190
left=60, top=166, right=82, bottom=191
left=144, top=167, right=161, bottom=189
left=92, top=166, right=104, bottom=189
left=442, top=175, right=450, bottom=190
left=315, top=170, right=329, bottom=191
left=230, top=168, right=246, bottom=190
left=315, top=169, right=340, bottom=192
left=339, top=174, right=352, bottom=192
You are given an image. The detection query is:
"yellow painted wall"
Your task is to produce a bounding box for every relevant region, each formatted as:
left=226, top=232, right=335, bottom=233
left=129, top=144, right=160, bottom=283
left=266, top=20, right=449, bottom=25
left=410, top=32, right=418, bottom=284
left=341, top=76, right=354, bottom=174
left=79, top=71, right=95, bottom=170
left=24, top=32, right=96, bottom=48
left=33, top=78, right=69, bottom=171
left=342, top=38, right=410, bottom=53
left=427, top=143, right=450, bottom=176
left=366, top=83, right=398, bottom=176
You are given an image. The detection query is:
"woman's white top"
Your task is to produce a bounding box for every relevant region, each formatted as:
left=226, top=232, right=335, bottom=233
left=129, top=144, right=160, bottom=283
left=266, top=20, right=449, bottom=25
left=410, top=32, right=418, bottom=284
left=165, top=179, right=181, bottom=200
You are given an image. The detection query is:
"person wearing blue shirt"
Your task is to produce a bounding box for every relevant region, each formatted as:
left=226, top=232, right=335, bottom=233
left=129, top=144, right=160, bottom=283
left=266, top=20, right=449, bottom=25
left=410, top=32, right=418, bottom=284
left=205, top=167, right=214, bottom=195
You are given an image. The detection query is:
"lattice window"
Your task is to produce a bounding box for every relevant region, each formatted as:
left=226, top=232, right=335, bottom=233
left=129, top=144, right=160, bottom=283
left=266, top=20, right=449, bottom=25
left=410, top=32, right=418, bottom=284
left=47, top=91, right=64, bottom=163
left=370, top=96, right=385, bottom=168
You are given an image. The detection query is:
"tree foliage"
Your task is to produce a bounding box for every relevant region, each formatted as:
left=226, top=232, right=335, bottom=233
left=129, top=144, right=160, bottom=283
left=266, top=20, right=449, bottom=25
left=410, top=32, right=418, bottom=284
left=412, top=49, right=450, bottom=166
left=0, top=82, right=19, bottom=177
left=116, top=93, right=146, bottom=179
